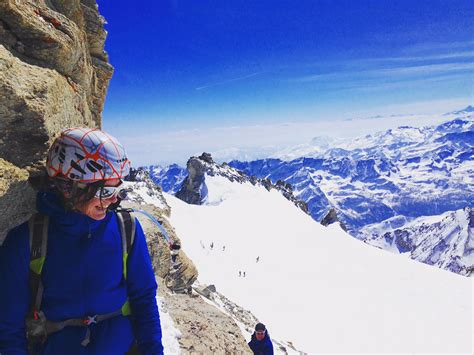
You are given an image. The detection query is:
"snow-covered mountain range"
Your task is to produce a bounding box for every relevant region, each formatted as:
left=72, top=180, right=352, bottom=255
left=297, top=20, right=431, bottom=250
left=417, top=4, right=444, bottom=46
left=144, top=106, right=474, bottom=276
left=362, top=207, right=474, bottom=276
left=229, top=108, right=474, bottom=231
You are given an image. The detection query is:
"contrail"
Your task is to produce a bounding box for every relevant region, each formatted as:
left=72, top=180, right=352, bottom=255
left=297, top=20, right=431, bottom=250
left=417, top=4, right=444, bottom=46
left=196, top=71, right=263, bottom=90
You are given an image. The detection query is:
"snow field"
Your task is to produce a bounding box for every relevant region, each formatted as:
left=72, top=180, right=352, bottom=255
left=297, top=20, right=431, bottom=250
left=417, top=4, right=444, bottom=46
left=162, top=175, right=472, bottom=354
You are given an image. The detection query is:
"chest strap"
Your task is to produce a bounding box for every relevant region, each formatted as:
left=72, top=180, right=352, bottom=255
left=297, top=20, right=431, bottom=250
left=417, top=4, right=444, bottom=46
left=37, top=308, right=123, bottom=346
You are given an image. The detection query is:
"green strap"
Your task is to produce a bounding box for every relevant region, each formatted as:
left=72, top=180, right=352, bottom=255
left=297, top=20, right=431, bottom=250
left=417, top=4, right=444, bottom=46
left=121, top=300, right=131, bottom=316
left=123, top=252, right=129, bottom=280
left=116, top=211, right=136, bottom=316
left=30, top=256, right=46, bottom=275
left=28, top=214, right=49, bottom=314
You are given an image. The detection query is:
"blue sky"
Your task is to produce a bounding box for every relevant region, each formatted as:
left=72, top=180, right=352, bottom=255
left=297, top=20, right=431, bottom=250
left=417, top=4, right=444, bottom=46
left=98, top=0, right=474, bottom=165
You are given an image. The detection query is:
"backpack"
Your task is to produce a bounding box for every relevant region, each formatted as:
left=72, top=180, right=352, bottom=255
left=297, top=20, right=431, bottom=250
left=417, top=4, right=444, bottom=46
left=26, top=210, right=137, bottom=351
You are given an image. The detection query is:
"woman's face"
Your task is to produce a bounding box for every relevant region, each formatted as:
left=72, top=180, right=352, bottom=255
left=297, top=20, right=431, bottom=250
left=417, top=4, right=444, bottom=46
left=75, top=179, right=121, bottom=220
left=255, top=330, right=265, bottom=341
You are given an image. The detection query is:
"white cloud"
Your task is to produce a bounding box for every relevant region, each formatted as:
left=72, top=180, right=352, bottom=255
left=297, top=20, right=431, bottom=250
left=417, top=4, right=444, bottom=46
left=384, top=50, right=474, bottom=62
left=293, top=61, right=474, bottom=83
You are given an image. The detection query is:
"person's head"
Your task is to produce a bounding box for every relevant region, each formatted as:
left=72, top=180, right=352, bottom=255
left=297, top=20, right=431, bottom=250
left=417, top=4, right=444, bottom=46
left=255, top=323, right=266, bottom=341
left=46, top=128, right=131, bottom=220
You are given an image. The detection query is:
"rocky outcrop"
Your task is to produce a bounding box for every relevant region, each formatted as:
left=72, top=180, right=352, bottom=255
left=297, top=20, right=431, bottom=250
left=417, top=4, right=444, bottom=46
left=175, top=153, right=309, bottom=215
left=122, top=171, right=199, bottom=294
left=160, top=291, right=251, bottom=354
left=321, top=208, right=347, bottom=231
left=0, top=0, right=113, bottom=243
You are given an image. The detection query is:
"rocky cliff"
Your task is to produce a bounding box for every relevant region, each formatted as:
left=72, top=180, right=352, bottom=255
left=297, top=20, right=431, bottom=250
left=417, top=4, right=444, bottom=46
left=0, top=0, right=113, bottom=243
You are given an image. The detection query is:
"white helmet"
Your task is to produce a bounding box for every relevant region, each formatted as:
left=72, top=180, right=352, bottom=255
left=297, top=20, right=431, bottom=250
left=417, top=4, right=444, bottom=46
left=46, top=127, right=131, bottom=183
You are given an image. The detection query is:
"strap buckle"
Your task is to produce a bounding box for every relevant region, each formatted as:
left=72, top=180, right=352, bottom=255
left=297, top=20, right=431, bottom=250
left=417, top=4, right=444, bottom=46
left=83, top=315, right=97, bottom=326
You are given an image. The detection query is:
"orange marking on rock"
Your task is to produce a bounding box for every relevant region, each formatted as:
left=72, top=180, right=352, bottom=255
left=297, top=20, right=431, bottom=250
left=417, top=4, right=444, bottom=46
left=49, top=18, right=62, bottom=28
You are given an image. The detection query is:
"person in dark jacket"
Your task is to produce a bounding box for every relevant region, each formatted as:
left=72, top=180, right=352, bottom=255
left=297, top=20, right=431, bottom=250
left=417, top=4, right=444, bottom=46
left=0, top=128, right=164, bottom=354
left=248, top=322, right=273, bottom=355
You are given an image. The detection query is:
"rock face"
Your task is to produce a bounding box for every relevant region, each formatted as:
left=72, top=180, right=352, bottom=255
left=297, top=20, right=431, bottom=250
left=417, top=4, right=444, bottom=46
left=161, top=291, right=251, bottom=354
left=174, top=156, right=209, bottom=204
left=0, top=159, right=36, bottom=238
left=0, top=0, right=113, bottom=243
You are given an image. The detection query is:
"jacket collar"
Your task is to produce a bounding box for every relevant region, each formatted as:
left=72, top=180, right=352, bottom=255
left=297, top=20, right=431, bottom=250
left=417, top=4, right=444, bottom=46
left=36, top=191, right=112, bottom=237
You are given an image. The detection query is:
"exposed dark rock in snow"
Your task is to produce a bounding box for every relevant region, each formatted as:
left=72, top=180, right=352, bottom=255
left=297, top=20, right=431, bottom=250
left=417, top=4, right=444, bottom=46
left=321, top=208, right=347, bottom=231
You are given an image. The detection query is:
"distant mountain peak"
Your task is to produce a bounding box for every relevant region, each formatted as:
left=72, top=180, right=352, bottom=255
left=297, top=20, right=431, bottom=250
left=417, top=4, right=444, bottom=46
left=444, top=105, right=474, bottom=116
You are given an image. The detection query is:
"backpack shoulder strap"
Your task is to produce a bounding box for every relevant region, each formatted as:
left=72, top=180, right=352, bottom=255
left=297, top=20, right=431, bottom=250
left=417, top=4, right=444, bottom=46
left=28, top=213, right=49, bottom=315
left=115, top=210, right=136, bottom=280
left=115, top=210, right=137, bottom=317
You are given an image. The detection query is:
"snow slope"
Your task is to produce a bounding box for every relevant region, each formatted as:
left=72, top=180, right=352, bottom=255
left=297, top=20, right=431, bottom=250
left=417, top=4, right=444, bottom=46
left=162, top=175, right=472, bottom=354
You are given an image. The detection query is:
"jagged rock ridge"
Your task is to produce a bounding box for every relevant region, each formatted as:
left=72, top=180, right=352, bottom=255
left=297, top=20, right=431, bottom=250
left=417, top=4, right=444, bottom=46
left=174, top=152, right=308, bottom=214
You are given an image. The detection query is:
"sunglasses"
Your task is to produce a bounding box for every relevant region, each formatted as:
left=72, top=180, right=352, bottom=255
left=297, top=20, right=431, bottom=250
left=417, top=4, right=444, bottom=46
left=94, top=181, right=124, bottom=199
left=255, top=331, right=266, bottom=335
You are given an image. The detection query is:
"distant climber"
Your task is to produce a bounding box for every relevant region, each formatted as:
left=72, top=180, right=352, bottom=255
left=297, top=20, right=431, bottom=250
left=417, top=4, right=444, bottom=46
left=248, top=323, right=273, bottom=355
left=239, top=271, right=242, bottom=277
left=243, top=271, right=246, bottom=277
left=210, top=242, right=214, bottom=250
left=256, top=256, right=260, bottom=263
left=222, top=245, right=226, bottom=251
left=170, top=240, right=181, bottom=263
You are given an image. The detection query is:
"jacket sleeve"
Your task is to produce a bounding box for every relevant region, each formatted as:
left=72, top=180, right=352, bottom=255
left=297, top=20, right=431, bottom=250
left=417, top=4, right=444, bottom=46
left=126, top=219, right=164, bottom=355
left=0, top=223, right=30, bottom=355
left=266, top=337, right=274, bottom=355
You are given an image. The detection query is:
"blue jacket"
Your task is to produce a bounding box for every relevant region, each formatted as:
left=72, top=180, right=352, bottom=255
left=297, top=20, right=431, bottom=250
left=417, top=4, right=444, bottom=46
left=248, top=331, right=274, bottom=355
left=0, top=191, right=164, bottom=355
